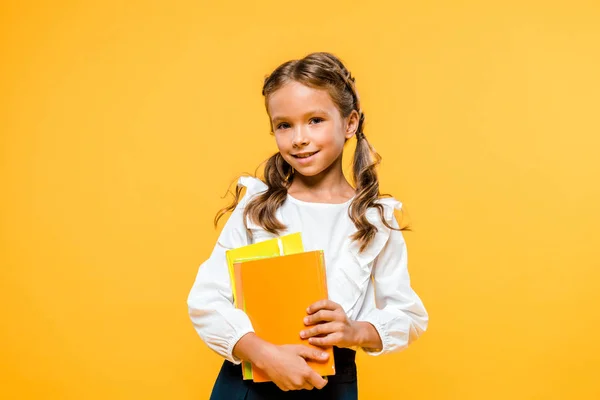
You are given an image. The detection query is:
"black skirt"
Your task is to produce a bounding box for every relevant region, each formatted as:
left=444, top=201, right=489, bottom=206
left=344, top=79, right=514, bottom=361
left=209, top=347, right=358, bottom=400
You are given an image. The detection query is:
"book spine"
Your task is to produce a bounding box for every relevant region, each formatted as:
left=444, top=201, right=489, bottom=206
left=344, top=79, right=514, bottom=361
left=318, top=250, right=328, bottom=299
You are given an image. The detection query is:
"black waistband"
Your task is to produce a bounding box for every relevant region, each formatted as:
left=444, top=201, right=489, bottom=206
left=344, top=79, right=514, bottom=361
left=329, top=347, right=357, bottom=383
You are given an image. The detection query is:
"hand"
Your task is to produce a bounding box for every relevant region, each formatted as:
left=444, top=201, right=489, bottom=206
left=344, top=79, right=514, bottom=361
left=300, top=299, right=359, bottom=348
left=259, top=344, right=329, bottom=391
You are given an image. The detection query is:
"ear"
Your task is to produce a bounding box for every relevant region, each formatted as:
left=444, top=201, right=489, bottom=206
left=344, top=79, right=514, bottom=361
left=344, top=110, right=360, bottom=140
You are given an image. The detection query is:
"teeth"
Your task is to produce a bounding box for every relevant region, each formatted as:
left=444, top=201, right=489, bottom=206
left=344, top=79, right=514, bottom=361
left=296, top=152, right=315, bottom=158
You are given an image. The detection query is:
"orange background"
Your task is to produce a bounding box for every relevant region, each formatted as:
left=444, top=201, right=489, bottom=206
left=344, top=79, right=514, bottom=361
left=1, top=1, right=599, bottom=399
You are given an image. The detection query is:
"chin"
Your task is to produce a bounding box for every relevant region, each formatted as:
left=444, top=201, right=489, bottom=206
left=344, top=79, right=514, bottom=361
left=292, top=165, right=324, bottom=178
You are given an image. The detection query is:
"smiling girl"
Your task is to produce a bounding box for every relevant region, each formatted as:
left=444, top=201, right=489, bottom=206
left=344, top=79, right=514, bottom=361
left=187, top=52, right=428, bottom=400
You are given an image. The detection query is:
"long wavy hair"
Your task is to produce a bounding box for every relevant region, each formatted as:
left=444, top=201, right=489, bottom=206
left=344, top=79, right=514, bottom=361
left=215, top=52, right=405, bottom=251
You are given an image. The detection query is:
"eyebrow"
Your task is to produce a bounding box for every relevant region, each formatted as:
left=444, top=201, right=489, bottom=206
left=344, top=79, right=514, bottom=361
left=271, top=109, right=330, bottom=124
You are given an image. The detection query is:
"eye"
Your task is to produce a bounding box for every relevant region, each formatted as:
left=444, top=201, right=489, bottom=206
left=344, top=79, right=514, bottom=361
left=276, top=122, right=290, bottom=130
left=309, top=117, right=324, bottom=124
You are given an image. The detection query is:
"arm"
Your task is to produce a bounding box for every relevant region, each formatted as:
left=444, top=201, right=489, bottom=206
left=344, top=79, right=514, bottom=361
left=356, top=216, right=429, bottom=355
left=187, top=201, right=254, bottom=364
left=352, top=320, right=383, bottom=350
left=232, top=332, right=274, bottom=366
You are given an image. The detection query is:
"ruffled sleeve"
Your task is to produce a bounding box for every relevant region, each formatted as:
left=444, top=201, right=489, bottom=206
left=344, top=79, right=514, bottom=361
left=354, top=198, right=429, bottom=355
left=186, top=176, right=267, bottom=363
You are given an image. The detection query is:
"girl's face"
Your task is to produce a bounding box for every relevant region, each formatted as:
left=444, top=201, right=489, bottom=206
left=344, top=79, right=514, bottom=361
left=267, top=81, right=358, bottom=179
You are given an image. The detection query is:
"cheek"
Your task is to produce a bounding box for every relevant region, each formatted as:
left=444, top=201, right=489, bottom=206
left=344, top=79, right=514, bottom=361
left=320, top=128, right=346, bottom=150
left=274, top=135, right=288, bottom=150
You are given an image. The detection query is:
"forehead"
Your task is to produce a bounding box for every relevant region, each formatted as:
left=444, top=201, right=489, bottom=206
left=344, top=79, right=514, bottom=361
left=267, top=81, right=337, bottom=118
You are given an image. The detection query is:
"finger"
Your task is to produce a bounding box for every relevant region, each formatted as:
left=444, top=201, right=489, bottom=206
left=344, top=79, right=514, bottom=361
left=293, top=378, right=312, bottom=391
left=300, top=322, right=341, bottom=339
left=309, top=332, right=343, bottom=347
left=304, top=310, right=339, bottom=325
left=276, top=384, right=290, bottom=392
left=307, top=371, right=328, bottom=390
left=295, top=345, right=330, bottom=362
left=307, top=299, right=341, bottom=314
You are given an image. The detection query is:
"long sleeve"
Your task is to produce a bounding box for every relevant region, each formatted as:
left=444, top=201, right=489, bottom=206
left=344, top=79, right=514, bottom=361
left=187, top=200, right=254, bottom=364
left=356, top=215, right=429, bottom=355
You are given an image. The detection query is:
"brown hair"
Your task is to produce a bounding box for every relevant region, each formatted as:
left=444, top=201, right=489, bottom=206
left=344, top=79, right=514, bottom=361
left=215, top=52, right=404, bottom=251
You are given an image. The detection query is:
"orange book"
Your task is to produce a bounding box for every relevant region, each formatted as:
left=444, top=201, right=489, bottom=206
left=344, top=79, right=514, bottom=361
left=235, top=250, right=336, bottom=383
left=225, top=233, right=304, bottom=379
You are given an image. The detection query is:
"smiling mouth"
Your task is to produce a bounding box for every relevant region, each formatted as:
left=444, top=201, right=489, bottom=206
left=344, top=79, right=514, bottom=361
left=292, top=151, right=319, bottom=159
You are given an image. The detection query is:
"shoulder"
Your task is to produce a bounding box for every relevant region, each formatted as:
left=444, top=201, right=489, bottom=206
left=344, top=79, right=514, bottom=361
left=369, top=196, right=403, bottom=226
left=237, top=175, right=268, bottom=193
left=236, top=176, right=268, bottom=207
left=348, top=195, right=404, bottom=265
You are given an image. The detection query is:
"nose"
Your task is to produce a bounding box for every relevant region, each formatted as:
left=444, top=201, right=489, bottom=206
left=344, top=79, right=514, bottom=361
left=291, top=126, right=310, bottom=148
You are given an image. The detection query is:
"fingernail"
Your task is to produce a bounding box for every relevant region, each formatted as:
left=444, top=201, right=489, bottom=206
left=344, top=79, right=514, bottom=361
left=303, top=317, right=309, bottom=324
left=306, top=307, right=310, bottom=313
left=300, top=331, right=305, bottom=338
left=321, top=352, right=328, bottom=358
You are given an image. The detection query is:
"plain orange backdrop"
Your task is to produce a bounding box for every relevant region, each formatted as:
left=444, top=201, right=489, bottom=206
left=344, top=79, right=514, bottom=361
left=1, top=1, right=599, bottom=399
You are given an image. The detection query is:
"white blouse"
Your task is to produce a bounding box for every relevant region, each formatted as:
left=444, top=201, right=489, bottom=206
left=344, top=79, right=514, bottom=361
left=187, top=176, right=428, bottom=364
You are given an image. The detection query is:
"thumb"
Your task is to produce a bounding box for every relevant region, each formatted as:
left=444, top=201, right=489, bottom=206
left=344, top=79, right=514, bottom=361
left=296, top=346, right=329, bottom=362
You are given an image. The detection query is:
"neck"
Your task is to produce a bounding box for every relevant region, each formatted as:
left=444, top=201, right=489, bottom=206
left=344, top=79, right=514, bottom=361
left=289, top=155, right=354, bottom=198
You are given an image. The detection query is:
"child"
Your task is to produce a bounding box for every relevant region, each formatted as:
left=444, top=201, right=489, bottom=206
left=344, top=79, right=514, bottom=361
left=187, top=52, right=428, bottom=400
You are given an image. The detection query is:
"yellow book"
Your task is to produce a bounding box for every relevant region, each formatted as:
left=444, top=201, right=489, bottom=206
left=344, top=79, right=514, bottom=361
left=225, top=232, right=304, bottom=380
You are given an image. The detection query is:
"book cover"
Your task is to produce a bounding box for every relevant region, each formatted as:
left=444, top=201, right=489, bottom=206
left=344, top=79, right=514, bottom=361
left=225, top=232, right=304, bottom=308
left=236, top=250, right=335, bottom=383
left=225, top=233, right=304, bottom=380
